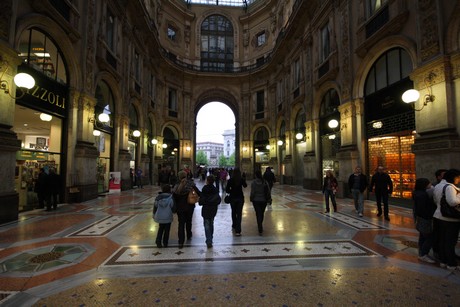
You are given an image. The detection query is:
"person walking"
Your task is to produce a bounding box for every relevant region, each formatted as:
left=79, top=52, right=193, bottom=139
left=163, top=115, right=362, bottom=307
left=199, top=175, right=221, bottom=248
left=172, top=170, right=201, bottom=248
left=322, top=170, right=338, bottom=213
left=263, top=167, right=276, bottom=207
left=412, top=178, right=437, bottom=263
left=348, top=166, right=368, bottom=217
left=153, top=184, right=175, bottom=248
left=136, top=167, right=143, bottom=188
left=432, top=169, right=460, bottom=270
left=48, top=168, right=61, bottom=210
left=34, top=168, right=47, bottom=209
left=250, top=170, right=272, bottom=235
left=369, top=166, right=393, bottom=221
left=225, top=167, right=247, bottom=236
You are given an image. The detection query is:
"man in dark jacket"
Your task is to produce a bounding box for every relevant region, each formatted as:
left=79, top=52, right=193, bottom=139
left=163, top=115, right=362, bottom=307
left=199, top=175, right=221, bottom=248
left=369, top=166, right=393, bottom=221
left=348, top=166, right=368, bottom=217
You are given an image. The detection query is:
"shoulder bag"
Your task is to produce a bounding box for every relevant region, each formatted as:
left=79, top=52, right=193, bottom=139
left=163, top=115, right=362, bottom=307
left=187, top=189, right=200, bottom=205
left=440, top=184, right=460, bottom=219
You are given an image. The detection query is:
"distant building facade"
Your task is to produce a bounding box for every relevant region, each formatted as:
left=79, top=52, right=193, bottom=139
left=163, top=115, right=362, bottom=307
left=196, top=142, right=224, bottom=166
left=223, top=129, right=235, bottom=158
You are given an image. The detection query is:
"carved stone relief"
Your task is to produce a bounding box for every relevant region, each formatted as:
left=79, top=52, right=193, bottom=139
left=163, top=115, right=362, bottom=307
left=418, top=0, right=440, bottom=62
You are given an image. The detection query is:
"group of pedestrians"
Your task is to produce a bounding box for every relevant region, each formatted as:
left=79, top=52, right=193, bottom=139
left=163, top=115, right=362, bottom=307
left=34, top=167, right=61, bottom=211
left=324, top=165, right=460, bottom=270
left=152, top=167, right=274, bottom=248
left=413, top=169, right=460, bottom=270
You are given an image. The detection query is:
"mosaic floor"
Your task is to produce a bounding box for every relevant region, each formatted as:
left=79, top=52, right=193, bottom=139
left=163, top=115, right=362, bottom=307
left=0, top=181, right=459, bottom=306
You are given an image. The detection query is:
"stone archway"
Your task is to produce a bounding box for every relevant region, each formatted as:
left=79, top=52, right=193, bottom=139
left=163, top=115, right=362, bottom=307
left=194, top=89, right=240, bottom=169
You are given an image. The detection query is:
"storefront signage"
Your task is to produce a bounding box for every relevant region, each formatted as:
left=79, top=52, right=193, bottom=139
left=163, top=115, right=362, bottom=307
left=16, top=64, right=68, bottom=118
left=16, top=150, right=49, bottom=161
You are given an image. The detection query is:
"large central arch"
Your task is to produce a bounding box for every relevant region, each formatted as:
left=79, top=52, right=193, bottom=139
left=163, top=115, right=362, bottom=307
left=194, top=89, right=240, bottom=167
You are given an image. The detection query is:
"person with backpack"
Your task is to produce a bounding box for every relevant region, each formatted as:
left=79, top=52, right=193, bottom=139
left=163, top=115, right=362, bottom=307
left=153, top=184, right=176, bottom=248
left=225, top=167, right=247, bottom=236
left=199, top=175, right=221, bottom=248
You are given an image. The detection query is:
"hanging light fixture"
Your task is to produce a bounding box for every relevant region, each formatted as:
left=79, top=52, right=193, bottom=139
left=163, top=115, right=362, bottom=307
left=39, top=113, right=52, bottom=122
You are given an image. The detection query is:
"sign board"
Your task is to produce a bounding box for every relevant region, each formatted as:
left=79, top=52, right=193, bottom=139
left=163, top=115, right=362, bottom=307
left=108, top=172, right=121, bottom=193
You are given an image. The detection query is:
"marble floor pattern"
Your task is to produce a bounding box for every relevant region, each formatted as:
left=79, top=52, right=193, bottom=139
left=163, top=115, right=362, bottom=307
left=0, top=181, right=459, bottom=306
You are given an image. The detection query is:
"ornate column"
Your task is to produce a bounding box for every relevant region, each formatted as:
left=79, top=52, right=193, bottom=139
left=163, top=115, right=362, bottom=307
left=411, top=57, right=460, bottom=178
left=0, top=51, right=21, bottom=223
left=180, top=139, right=192, bottom=169
left=240, top=140, right=252, bottom=178
left=303, top=120, right=321, bottom=189
left=282, top=131, right=294, bottom=184
left=71, top=92, right=99, bottom=201
left=117, top=114, right=132, bottom=190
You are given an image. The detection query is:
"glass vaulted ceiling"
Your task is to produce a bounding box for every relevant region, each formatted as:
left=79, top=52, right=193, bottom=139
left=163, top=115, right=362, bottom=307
left=185, top=0, right=258, bottom=7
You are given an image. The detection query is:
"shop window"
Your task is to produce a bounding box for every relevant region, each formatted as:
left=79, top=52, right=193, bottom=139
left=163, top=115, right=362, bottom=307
left=368, top=134, right=415, bottom=199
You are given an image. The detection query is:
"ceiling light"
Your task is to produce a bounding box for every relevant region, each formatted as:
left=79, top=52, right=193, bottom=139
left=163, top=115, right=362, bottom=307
left=39, top=113, right=52, bottom=121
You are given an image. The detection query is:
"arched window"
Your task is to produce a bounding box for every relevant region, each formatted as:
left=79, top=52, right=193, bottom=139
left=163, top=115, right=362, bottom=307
left=200, top=15, right=234, bottom=72
left=95, top=81, right=114, bottom=131
left=364, top=48, right=412, bottom=95
left=18, top=28, right=68, bottom=84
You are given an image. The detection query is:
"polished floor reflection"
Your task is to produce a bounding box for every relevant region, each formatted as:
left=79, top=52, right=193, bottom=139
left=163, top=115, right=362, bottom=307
left=0, top=180, right=459, bottom=306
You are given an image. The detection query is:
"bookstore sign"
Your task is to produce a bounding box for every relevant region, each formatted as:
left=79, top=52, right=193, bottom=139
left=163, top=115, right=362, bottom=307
left=16, top=64, right=67, bottom=118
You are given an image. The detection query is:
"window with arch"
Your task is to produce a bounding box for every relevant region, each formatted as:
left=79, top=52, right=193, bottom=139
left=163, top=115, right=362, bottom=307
left=95, top=81, right=114, bottom=131
left=365, top=48, right=412, bottom=95
left=18, top=28, right=68, bottom=84
left=320, top=89, right=340, bottom=119
left=200, top=15, right=234, bottom=72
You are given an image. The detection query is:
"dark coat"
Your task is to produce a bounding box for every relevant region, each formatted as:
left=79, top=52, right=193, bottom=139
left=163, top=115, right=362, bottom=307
left=370, top=172, right=393, bottom=194
left=413, top=190, right=437, bottom=220
left=348, top=173, right=368, bottom=193
left=226, top=177, right=247, bottom=202
left=322, top=176, right=338, bottom=193
left=199, top=184, right=221, bottom=219
left=172, top=179, right=201, bottom=213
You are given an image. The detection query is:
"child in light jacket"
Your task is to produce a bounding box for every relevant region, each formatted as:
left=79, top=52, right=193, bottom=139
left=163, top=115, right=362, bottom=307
left=154, top=184, right=175, bottom=248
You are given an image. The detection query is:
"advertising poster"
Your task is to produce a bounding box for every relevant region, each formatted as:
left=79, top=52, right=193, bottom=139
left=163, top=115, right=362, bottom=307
left=109, top=171, right=121, bottom=193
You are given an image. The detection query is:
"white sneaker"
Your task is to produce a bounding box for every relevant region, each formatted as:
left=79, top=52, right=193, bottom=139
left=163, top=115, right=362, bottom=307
left=446, top=265, right=459, bottom=271
left=418, top=255, right=435, bottom=264
left=359, top=213, right=363, bottom=217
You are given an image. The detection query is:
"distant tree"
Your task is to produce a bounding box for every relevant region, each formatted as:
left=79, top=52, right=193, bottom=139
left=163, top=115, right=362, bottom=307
left=218, top=154, right=227, bottom=167
left=196, top=150, right=208, bottom=165
left=227, top=152, right=235, bottom=167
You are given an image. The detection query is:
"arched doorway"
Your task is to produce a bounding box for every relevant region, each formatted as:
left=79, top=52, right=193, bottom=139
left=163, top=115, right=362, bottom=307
left=320, top=89, right=340, bottom=178
left=162, top=126, right=180, bottom=172
left=253, top=126, right=270, bottom=175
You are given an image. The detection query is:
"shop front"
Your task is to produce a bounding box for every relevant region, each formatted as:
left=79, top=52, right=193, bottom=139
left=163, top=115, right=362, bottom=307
left=13, top=65, right=68, bottom=211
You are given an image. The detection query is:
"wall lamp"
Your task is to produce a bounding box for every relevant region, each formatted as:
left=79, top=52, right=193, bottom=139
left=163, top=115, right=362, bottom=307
left=277, top=140, right=284, bottom=146
left=88, top=113, right=110, bottom=127
left=295, top=132, right=303, bottom=140
left=151, top=138, right=158, bottom=145
left=132, top=130, right=141, bottom=137
left=401, top=72, right=436, bottom=111
left=0, top=57, right=35, bottom=99
left=328, top=119, right=339, bottom=129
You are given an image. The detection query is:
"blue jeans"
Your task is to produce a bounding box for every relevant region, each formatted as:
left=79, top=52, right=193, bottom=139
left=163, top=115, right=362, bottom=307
left=203, top=218, right=214, bottom=245
left=351, top=189, right=364, bottom=214
left=324, top=189, right=337, bottom=211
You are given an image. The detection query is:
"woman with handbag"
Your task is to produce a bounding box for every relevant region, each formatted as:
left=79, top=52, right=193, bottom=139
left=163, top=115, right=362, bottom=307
left=412, top=178, right=437, bottom=263
left=433, top=169, right=460, bottom=270
left=322, top=170, right=338, bottom=213
left=225, top=167, right=247, bottom=236
left=172, top=170, right=201, bottom=248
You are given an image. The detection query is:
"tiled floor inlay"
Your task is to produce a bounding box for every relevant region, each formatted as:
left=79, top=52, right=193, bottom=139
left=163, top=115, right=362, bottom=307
left=68, top=215, right=134, bottom=236
left=104, top=240, right=376, bottom=265
left=319, top=212, right=386, bottom=229
left=0, top=245, right=88, bottom=275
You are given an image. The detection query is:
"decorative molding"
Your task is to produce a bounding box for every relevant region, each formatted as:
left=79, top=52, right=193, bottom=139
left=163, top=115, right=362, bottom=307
left=418, top=0, right=440, bottom=62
